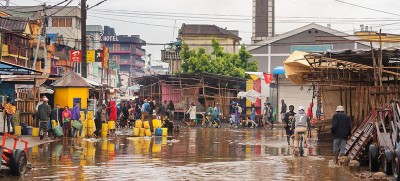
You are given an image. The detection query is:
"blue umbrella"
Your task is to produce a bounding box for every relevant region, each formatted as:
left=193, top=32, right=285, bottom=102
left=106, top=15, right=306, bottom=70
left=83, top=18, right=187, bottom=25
left=273, top=66, right=285, bottom=75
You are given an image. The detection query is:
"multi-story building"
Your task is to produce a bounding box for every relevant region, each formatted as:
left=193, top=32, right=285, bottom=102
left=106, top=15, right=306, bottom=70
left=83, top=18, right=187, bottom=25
left=86, top=25, right=103, bottom=84
left=178, top=24, right=241, bottom=54
left=252, top=0, right=275, bottom=44
left=7, top=6, right=81, bottom=49
left=0, top=17, right=31, bottom=67
left=101, top=26, right=146, bottom=87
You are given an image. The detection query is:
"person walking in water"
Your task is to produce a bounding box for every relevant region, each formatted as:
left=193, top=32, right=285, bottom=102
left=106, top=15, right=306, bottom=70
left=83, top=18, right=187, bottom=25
left=331, top=105, right=351, bottom=157
left=249, top=104, right=258, bottom=128
left=284, top=105, right=296, bottom=145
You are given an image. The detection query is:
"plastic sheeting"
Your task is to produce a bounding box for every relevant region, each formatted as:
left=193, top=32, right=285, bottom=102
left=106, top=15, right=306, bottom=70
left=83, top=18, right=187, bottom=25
left=237, top=90, right=263, bottom=103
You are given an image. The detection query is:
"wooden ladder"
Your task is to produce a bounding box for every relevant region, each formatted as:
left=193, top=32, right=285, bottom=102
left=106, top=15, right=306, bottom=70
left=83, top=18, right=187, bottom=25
left=344, top=112, right=376, bottom=160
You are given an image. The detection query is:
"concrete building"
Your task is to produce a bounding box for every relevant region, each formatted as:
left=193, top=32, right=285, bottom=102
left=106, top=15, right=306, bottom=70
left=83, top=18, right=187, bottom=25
left=252, top=0, right=275, bottom=44
left=86, top=25, right=103, bottom=84
left=101, top=26, right=146, bottom=87
left=178, top=24, right=241, bottom=54
left=7, top=6, right=82, bottom=49
left=248, top=23, right=370, bottom=117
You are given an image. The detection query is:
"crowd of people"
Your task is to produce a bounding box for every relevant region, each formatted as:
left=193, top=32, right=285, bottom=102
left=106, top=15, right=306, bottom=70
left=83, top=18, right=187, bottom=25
left=33, top=96, right=177, bottom=140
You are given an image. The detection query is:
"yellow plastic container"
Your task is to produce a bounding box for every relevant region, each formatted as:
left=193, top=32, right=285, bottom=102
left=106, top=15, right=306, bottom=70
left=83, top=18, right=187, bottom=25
left=108, top=121, right=116, bottom=130
left=139, top=128, right=145, bottom=137
left=162, top=128, right=168, bottom=136
left=87, top=111, right=94, bottom=120
left=152, top=143, right=161, bottom=153
left=81, top=127, right=87, bottom=138
left=102, top=140, right=108, bottom=151
left=143, top=121, right=150, bottom=129
left=32, top=127, right=39, bottom=137
left=152, top=119, right=162, bottom=129
left=145, top=129, right=151, bottom=136
left=82, top=119, right=88, bottom=129
left=102, top=123, right=108, bottom=132
left=87, top=127, right=95, bottom=137
left=14, top=126, right=21, bottom=136
left=51, top=120, right=59, bottom=128
left=108, top=143, right=115, bottom=153
left=87, top=119, right=95, bottom=128
left=101, top=131, right=108, bottom=138
left=135, top=120, right=143, bottom=128
left=133, top=128, right=139, bottom=137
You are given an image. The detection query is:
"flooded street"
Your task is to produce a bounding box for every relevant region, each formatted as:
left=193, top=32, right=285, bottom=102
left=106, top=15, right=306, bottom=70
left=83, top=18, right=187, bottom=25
left=11, top=127, right=361, bottom=180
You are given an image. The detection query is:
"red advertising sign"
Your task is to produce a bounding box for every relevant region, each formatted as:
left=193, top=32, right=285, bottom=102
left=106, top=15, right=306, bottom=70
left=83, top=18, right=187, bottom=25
left=70, top=50, right=82, bottom=62
left=263, top=73, right=273, bottom=84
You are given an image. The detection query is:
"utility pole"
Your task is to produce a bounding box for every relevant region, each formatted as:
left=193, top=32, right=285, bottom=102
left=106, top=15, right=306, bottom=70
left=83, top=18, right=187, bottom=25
left=81, top=0, right=87, bottom=78
left=33, top=4, right=46, bottom=69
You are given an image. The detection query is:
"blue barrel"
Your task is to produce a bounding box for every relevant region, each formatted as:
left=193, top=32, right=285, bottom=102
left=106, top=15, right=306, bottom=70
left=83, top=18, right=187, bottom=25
left=155, top=128, right=162, bottom=136
left=27, top=127, right=33, bottom=135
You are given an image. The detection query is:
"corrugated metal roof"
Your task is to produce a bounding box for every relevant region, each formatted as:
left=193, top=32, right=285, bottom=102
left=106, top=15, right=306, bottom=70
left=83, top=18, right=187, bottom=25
left=52, top=71, right=93, bottom=88
left=180, top=24, right=241, bottom=41
left=0, top=16, right=28, bottom=33
left=4, top=6, right=80, bottom=18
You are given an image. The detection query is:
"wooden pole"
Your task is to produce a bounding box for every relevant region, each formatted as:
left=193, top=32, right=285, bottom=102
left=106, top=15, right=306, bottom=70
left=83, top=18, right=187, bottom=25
left=370, top=42, right=377, bottom=87
left=379, top=29, right=383, bottom=87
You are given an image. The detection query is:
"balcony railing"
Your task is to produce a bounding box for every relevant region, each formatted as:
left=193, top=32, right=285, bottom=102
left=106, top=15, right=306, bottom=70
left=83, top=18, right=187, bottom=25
left=109, top=47, right=131, bottom=53
left=133, top=60, right=145, bottom=68
left=133, top=48, right=145, bottom=56
left=119, top=59, right=132, bottom=65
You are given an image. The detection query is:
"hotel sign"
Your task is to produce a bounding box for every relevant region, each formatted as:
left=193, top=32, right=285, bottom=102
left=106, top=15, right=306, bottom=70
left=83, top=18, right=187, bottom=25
left=290, top=44, right=333, bottom=53
left=101, top=35, right=119, bottom=42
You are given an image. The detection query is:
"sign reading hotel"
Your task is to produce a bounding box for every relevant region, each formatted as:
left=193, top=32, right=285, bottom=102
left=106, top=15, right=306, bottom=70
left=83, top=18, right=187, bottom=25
left=101, top=35, right=119, bottom=42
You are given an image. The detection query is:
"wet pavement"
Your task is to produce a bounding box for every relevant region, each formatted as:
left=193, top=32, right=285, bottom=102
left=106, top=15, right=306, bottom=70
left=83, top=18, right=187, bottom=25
left=5, top=126, right=370, bottom=180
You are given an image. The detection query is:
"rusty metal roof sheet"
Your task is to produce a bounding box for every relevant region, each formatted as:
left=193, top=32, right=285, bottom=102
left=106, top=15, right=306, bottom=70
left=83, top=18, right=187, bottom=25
left=51, top=71, right=93, bottom=88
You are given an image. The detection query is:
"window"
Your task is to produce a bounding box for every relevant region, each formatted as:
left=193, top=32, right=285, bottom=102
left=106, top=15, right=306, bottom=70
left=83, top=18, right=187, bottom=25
left=76, top=19, right=80, bottom=29
left=52, top=18, right=58, bottom=27
left=59, top=18, right=65, bottom=27
left=66, top=18, right=72, bottom=27
left=112, top=44, right=120, bottom=51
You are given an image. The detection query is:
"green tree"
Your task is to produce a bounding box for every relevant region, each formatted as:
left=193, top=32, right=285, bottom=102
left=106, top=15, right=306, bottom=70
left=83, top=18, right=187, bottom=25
left=180, top=39, right=258, bottom=78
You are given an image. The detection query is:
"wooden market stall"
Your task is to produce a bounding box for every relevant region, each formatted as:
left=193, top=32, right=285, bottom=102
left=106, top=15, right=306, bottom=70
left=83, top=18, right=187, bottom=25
left=0, top=61, right=43, bottom=129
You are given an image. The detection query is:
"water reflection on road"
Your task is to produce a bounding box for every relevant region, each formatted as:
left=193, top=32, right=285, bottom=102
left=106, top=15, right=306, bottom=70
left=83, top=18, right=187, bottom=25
left=14, top=128, right=359, bottom=180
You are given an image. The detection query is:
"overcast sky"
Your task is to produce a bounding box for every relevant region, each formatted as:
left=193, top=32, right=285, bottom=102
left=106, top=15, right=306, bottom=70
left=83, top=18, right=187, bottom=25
left=12, top=0, right=400, bottom=60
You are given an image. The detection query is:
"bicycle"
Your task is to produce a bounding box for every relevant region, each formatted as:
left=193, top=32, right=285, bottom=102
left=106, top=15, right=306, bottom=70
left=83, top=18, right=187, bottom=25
left=297, top=131, right=305, bottom=157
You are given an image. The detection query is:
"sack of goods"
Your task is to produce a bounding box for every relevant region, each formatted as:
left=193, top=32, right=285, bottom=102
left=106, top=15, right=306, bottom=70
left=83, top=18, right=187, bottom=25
left=72, top=120, right=83, bottom=130
left=155, top=128, right=162, bottom=136
left=133, top=128, right=140, bottom=137
left=53, top=126, right=63, bottom=137
left=135, top=120, right=143, bottom=128
left=145, top=129, right=152, bottom=136
left=143, top=121, right=150, bottom=129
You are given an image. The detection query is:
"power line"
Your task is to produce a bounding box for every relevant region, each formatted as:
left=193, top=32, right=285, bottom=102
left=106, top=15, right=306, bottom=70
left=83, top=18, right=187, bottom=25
left=87, top=0, right=107, bottom=10
left=335, top=0, right=400, bottom=17
left=89, top=15, right=177, bottom=28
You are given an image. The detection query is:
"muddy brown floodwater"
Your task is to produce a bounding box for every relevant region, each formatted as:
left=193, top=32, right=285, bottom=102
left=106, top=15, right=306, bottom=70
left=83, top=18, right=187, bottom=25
left=7, top=127, right=366, bottom=180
